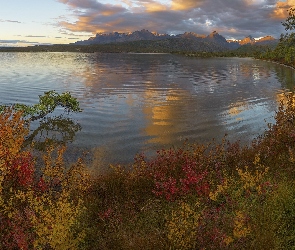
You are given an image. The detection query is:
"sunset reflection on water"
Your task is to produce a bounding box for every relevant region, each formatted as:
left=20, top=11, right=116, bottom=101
left=0, top=52, right=294, bottom=168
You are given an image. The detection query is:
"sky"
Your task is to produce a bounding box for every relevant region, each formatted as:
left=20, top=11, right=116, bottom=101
left=0, top=0, right=293, bottom=46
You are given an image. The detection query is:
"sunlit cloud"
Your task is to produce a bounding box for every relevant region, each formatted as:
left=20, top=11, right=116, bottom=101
left=171, top=0, right=204, bottom=10
left=57, top=0, right=288, bottom=39
left=58, top=0, right=126, bottom=14
left=244, top=0, right=267, bottom=5
left=144, top=2, right=169, bottom=12
left=271, top=0, right=295, bottom=19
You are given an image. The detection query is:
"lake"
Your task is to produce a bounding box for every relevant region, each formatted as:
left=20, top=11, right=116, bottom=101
left=0, top=52, right=294, bottom=171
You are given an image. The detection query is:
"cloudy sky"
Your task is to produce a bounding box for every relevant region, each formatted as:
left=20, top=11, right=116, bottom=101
left=0, top=0, right=293, bottom=46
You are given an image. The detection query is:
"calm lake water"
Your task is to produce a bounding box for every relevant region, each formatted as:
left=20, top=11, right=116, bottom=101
left=0, top=52, right=295, bottom=171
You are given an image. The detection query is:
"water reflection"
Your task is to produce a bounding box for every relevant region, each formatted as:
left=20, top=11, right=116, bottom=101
left=74, top=55, right=295, bottom=155
left=142, top=89, right=192, bottom=144
left=0, top=53, right=295, bottom=166
left=25, top=115, right=82, bottom=151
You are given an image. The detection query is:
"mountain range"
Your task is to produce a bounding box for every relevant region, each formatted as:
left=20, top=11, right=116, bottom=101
left=74, top=29, right=278, bottom=51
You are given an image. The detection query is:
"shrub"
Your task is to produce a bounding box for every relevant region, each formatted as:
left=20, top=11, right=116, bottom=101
left=0, top=108, right=88, bottom=249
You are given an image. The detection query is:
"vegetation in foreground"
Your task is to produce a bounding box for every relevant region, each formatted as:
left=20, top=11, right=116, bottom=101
left=2, top=89, right=295, bottom=249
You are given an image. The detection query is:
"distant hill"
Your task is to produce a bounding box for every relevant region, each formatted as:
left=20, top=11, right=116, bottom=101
left=74, top=29, right=278, bottom=52
left=76, top=29, right=170, bottom=45
left=0, top=29, right=278, bottom=54
left=228, top=35, right=278, bottom=46
left=255, top=36, right=278, bottom=45
left=74, top=30, right=240, bottom=52
left=239, top=35, right=256, bottom=45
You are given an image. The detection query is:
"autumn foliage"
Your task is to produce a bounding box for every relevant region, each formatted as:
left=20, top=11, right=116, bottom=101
left=0, top=108, right=88, bottom=249
left=3, top=91, right=295, bottom=249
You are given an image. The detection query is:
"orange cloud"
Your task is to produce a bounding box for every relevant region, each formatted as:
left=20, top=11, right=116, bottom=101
left=271, top=0, right=295, bottom=19
left=244, top=0, right=265, bottom=5
left=60, top=14, right=140, bottom=34
left=123, top=0, right=170, bottom=13
left=60, top=15, right=96, bottom=33
left=144, top=3, right=168, bottom=12
left=100, top=10, right=120, bottom=16
left=171, top=0, right=204, bottom=11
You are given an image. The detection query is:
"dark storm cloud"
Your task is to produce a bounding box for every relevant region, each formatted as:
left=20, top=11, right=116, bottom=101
left=57, top=0, right=292, bottom=39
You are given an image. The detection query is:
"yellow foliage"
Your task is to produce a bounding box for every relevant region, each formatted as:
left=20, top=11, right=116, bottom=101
left=223, top=210, right=251, bottom=247
left=0, top=108, right=28, bottom=158
left=222, top=211, right=252, bottom=247
left=288, top=146, right=295, bottom=163
left=237, top=154, right=269, bottom=194
left=28, top=190, right=86, bottom=249
left=209, top=177, right=229, bottom=201
left=166, top=201, right=201, bottom=250
left=0, top=109, right=28, bottom=193
left=224, top=236, right=234, bottom=246
left=233, top=211, right=251, bottom=239
left=42, top=145, right=90, bottom=193
left=29, top=145, right=89, bottom=249
left=0, top=107, right=89, bottom=249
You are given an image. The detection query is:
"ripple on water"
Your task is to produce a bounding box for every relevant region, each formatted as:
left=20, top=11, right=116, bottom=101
left=0, top=53, right=294, bottom=166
